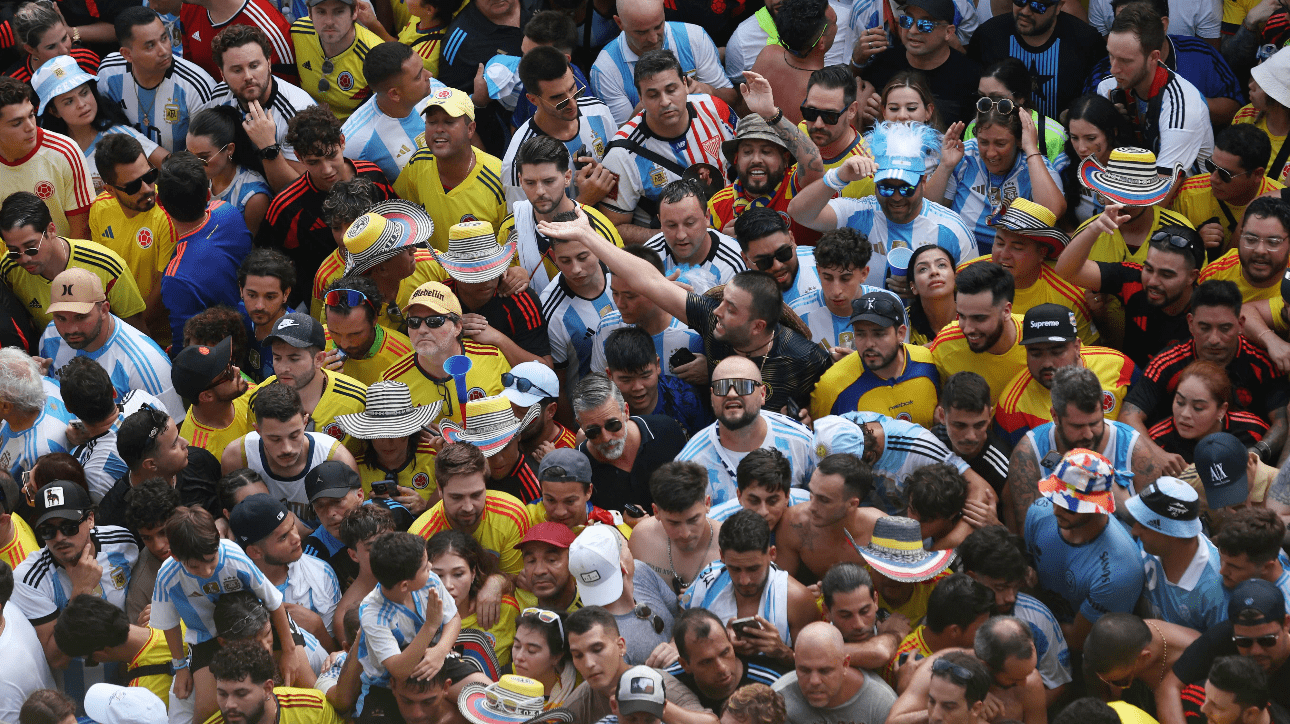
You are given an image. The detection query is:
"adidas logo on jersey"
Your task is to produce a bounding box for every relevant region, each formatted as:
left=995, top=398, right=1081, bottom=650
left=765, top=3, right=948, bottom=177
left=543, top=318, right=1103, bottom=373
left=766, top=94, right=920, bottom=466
left=303, top=60, right=312, bottom=69
left=191, top=30, right=200, bottom=41
left=27, top=299, right=40, bottom=308
left=102, top=226, right=114, bottom=239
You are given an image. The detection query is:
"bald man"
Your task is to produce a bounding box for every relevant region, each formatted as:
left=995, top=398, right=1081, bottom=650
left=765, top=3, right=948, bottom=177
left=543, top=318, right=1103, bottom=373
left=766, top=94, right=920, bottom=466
left=772, top=621, right=898, bottom=719
left=676, top=357, right=819, bottom=507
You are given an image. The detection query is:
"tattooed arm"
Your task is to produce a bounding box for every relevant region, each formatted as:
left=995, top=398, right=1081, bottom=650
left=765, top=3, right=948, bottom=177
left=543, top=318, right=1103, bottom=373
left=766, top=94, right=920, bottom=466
left=1267, top=404, right=1287, bottom=465
left=1129, top=435, right=1163, bottom=492
left=1266, top=460, right=1290, bottom=543
left=740, top=71, right=825, bottom=185
left=1006, top=440, right=1041, bottom=535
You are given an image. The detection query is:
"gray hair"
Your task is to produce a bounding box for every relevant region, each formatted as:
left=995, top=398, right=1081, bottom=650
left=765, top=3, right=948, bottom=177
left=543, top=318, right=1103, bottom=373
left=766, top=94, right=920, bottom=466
left=0, top=348, right=45, bottom=414
left=571, top=373, right=625, bottom=418
left=1049, top=366, right=1103, bottom=418
left=974, top=616, right=1034, bottom=672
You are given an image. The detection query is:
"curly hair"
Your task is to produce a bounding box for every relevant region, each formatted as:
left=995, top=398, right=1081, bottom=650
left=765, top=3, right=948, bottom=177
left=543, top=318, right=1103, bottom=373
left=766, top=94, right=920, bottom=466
left=184, top=306, right=251, bottom=371
left=814, top=227, right=873, bottom=273
left=124, top=478, right=181, bottom=532
left=209, top=639, right=277, bottom=685
left=338, top=503, right=396, bottom=547
left=286, top=104, right=343, bottom=159
left=212, top=24, right=273, bottom=70
left=321, top=177, right=380, bottom=228
left=723, top=684, right=786, bottom=724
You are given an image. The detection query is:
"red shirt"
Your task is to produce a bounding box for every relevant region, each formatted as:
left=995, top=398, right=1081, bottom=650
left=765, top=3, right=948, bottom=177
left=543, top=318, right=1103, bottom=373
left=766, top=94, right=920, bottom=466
left=181, top=0, right=296, bottom=83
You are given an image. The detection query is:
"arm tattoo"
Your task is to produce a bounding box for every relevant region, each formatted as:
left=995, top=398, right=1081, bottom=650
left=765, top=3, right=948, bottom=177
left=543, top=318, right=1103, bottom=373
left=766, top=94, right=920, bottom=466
left=773, top=117, right=825, bottom=177
left=1269, top=465, right=1290, bottom=505
left=1008, top=442, right=1041, bottom=529
left=1131, top=438, right=1161, bottom=490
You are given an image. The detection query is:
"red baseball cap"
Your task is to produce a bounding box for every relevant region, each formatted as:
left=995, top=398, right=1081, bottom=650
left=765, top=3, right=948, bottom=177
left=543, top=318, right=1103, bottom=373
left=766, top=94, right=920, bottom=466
left=515, top=521, right=577, bottom=550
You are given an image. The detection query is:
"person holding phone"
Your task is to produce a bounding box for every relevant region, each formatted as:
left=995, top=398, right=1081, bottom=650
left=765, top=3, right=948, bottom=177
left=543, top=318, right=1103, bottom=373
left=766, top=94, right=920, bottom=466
left=334, top=381, right=441, bottom=513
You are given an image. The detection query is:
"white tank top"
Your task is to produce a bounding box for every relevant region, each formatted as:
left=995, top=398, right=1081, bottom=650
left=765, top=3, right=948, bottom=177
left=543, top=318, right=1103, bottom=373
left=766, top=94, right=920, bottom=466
left=240, top=431, right=338, bottom=522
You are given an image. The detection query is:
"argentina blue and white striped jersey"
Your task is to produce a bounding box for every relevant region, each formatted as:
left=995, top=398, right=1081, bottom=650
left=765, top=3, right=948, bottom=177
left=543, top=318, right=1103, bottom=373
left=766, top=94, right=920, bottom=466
left=849, top=0, right=979, bottom=51
left=74, top=389, right=161, bottom=503
left=501, top=97, right=618, bottom=208
left=782, top=246, right=822, bottom=306
left=677, top=411, right=817, bottom=506
left=84, top=126, right=161, bottom=194
left=241, top=431, right=342, bottom=522
left=589, top=312, right=703, bottom=377
left=340, top=79, right=446, bottom=183
left=1022, top=419, right=1140, bottom=488
left=41, top=315, right=185, bottom=421
left=1014, top=592, right=1073, bottom=689
left=827, top=196, right=978, bottom=287
left=601, top=95, right=737, bottom=226
left=682, top=561, right=793, bottom=644
left=280, top=553, right=342, bottom=636
left=202, top=78, right=315, bottom=161
left=790, top=284, right=901, bottom=350
left=1138, top=534, right=1227, bottom=631
left=214, top=166, right=273, bottom=216
left=356, top=573, right=457, bottom=687
left=1095, top=71, right=1214, bottom=176
left=151, top=538, right=284, bottom=644
left=708, top=488, right=810, bottom=521
left=540, top=270, right=617, bottom=386
left=96, top=53, right=216, bottom=153
left=11, top=524, right=138, bottom=622
left=590, top=22, right=732, bottom=124
left=946, top=140, right=1064, bottom=254
left=643, top=229, right=746, bottom=286
left=839, top=411, right=972, bottom=514
left=0, top=394, right=71, bottom=479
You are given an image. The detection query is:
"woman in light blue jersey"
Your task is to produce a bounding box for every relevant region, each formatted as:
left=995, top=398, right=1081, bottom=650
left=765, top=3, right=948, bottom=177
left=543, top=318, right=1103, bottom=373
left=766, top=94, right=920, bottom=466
left=965, top=58, right=1068, bottom=171
left=187, top=106, right=272, bottom=236
left=1060, top=94, right=1132, bottom=231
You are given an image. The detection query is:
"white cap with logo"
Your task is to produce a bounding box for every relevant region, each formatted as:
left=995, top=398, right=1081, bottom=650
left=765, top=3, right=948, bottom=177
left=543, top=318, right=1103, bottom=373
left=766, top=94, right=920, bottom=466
left=617, top=666, right=666, bottom=718
left=568, top=524, right=624, bottom=607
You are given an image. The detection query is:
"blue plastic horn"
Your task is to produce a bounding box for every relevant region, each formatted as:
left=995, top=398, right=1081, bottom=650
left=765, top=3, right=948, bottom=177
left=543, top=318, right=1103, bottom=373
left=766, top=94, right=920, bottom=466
left=443, top=354, right=473, bottom=405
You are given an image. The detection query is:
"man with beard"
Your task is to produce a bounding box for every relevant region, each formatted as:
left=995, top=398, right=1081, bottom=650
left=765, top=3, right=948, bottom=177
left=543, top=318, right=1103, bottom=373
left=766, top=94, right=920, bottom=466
left=671, top=609, right=787, bottom=711
left=321, top=275, right=412, bottom=386
left=773, top=453, right=889, bottom=584
left=173, top=337, right=254, bottom=461
left=681, top=510, right=820, bottom=669
left=208, top=641, right=343, bottom=724
left=1005, top=365, right=1159, bottom=529
left=733, top=203, right=822, bottom=308
left=240, top=249, right=296, bottom=383
left=1055, top=205, right=1203, bottom=369
left=1120, top=280, right=1288, bottom=468
left=39, top=268, right=184, bottom=419
left=1174, top=126, right=1284, bottom=253
left=340, top=42, right=441, bottom=184
left=1199, top=197, right=1290, bottom=304
left=788, top=229, right=897, bottom=358
left=643, top=180, right=746, bottom=289
left=994, top=304, right=1139, bottom=445
left=89, top=134, right=178, bottom=336
left=676, top=357, right=817, bottom=507
left=929, top=262, right=1027, bottom=407
left=203, top=25, right=313, bottom=191
left=248, top=312, right=368, bottom=453
left=819, top=563, right=913, bottom=672
left=810, top=290, right=940, bottom=428
left=794, top=66, right=875, bottom=200
left=290, top=0, right=380, bottom=119
left=514, top=521, right=580, bottom=612
left=859, top=0, right=981, bottom=124
left=502, top=361, right=576, bottom=460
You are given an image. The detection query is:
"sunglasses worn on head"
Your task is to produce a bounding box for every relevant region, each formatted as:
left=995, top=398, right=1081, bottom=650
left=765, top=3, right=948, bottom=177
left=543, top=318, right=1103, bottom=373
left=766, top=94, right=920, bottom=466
left=711, top=378, right=763, bottom=396
left=931, top=658, right=976, bottom=685
left=752, top=245, right=794, bottom=271
left=1234, top=634, right=1280, bottom=649
left=1204, top=157, right=1254, bottom=183
left=898, top=14, right=944, bottom=32
left=37, top=512, right=89, bottom=541
left=502, top=372, right=555, bottom=398
left=112, top=168, right=159, bottom=195
left=877, top=183, right=918, bottom=197
left=521, top=607, right=565, bottom=640
left=324, top=288, right=374, bottom=310
left=976, top=96, right=1016, bottom=115
left=800, top=105, right=844, bottom=125
left=584, top=418, right=623, bottom=440
left=406, top=314, right=452, bottom=330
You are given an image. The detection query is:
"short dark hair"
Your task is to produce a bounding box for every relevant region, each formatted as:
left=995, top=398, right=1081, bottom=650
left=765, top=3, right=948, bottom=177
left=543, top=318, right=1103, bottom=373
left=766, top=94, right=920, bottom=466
left=364, top=41, right=415, bottom=90
left=188, top=105, right=261, bottom=171
left=523, top=10, right=577, bottom=52
left=806, top=65, right=857, bottom=109
left=321, top=176, right=380, bottom=229
left=821, top=562, right=873, bottom=609
left=184, top=306, right=251, bottom=371
left=434, top=442, right=486, bottom=487
left=814, top=228, right=872, bottom=272
left=0, top=76, right=33, bottom=112
left=933, top=651, right=994, bottom=705
left=1217, top=124, right=1272, bottom=174
left=0, top=191, right=52, bottom=235
left=925, top=574, right=994, bottom=634
left=955, top=262, right=1015, bottom=305
left=623, top=244, right=665, bottom=274
left=1209, top=655, right=1270, bottom=710
left=53, top=594, right=129, bottom=657
left=659, top=179, right=708, bottom=210
left=218, top=468, right=266, bottom=513
left=907, top=463, right=968, bottom=521
left=1148, top=223, right=1204, bottom=269
left=1111, top=0, right=1168, bottom=17
left=286, top=105, right=344, bottom=159
left=368, top=531, right=428, bottom=589
left=566, top=605, right=620, bottom=637
left=733, top=207, right=790, bottom=251
left=18, top=689, right=75, bottom=724
left=817, top=453, right=873, bottom=502
left=165, top=506, right=220, bottom=561
left=1050, top=365, right=1104, bottom=417
left=939, top=372, right=992, bottom=414
left=958, top=526, right=1028, bottom=583
left=0, top=560, right=11, bottom=609
left=1214, top=507, right=1286, bottom=564
left=674, top=608, right=726, bottom=661
left=516, top=134, right=570, bottom=175
left=326, top=275, right=381, bottom=324
left=338, top=503, right=396, bottom=547
left=116, top=405, right=171, bottom=470
left=633, top=49, right=684, bottom=91
left=603, top=326, right=657, bottom=373
left=253, top=383, right=305, bottom=424
left=1084, top=612, right=1152, bottom=674
left=156, top=152, right=209, bottom=223
left=426, top=529, right=495, bottom=602
left=210, top=639, right=276, bottom=684
left=56, top=356, right=116, bottom=424
left=727, top=271, right=782, bottom=329
left=1054, top=699, right=1122, bottom=724
left=775, top=0, right=828, bottom=53
left=214, top=590, right=270, bottom=640
left=518, top=45, right=570, bottom=98
left=212, top=24, right=272, bottom=69
left=1243, top=196, right=1290, bottom=239
left=125, top=478, right=181, bottom=532
left=718, top=508, right=772, bottom=554
left=1191, top=279, right=1243, bottom=318
left=238, top=247, right=297, bottom=292
left=650, top=461, right=709, bottom=512
left=1110, top=3, right=1166, bottom=58
left=974, top=616, right=1034, bottom=673
left=114, top=6, right=160, bottom=46
left=736, top=448, right=792, bottom=496
left=94, top=132, right=145, bottom=188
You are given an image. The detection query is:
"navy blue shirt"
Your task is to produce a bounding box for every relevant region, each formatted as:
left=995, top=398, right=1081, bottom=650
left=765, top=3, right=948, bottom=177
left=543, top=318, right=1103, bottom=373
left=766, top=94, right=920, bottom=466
left=651, top=374, right=712, bottom=439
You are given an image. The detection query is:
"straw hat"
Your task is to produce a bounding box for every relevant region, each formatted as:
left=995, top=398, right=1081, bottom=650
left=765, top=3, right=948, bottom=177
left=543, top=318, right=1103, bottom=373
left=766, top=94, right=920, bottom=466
left=990, top=198, right=1069, bottom=258
left=342, top=200, right=434, bottom=275
left=438, top=394, right=540, bottom=457
left=458, top=675, right=546, bottom=724
left=1079, top=147, right=1181, bottom=207
left=857, top=516, right=954, bottom=581
left=434, top=221, right=516, bottom=283
left=333, top=381, right=442, bottom=439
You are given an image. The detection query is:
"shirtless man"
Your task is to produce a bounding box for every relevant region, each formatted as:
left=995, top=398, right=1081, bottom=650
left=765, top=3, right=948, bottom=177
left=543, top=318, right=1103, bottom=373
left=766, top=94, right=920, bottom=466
left=746, top=0, right=836, bottom=126
left=628, top=461, right=724, bottom=595
left=775, top=452, right=887, bottom=584
left=1084, top=613, right=1200, bottom=717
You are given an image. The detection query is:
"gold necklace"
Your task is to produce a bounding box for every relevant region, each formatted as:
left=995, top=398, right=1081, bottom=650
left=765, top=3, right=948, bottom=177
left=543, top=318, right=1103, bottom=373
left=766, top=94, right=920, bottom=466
left=1148, top=621, right=1167, bottom=684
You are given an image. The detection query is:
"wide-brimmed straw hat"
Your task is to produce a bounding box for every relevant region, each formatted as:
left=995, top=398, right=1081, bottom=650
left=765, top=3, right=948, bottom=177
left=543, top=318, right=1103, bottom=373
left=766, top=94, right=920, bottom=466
left=334, top=381, right=442, bottom=439
left=438, top=394, right=540, bottom=457
left=1079, top=147, right=1181, bottom=207
left=343, top=200, right=434, bottom=275
left=857, top=516, right=954, bottom=581
left=434, top=221, right=515, bottom=283
left=990, top=198, right=1069, bottom=258
left=459, top=675, right=546, bottom=724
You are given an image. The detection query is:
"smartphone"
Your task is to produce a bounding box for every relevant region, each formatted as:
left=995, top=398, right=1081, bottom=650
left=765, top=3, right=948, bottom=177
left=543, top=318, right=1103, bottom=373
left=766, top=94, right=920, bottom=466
left=624, top=503, right=647, bottom=518
left=1109, top=88, right=1127, bottom=107
left=731, top=617, right=762, bottom=637
left=371, top=481, right=394, bottom=497
left=669, top=348, right=697, bottom=369
left=573, top=145, right=589, bottom=171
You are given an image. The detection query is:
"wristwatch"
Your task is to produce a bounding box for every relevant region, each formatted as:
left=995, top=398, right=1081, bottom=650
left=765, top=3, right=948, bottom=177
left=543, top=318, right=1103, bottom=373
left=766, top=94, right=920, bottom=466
left=260, top=144, right=281, bottom=161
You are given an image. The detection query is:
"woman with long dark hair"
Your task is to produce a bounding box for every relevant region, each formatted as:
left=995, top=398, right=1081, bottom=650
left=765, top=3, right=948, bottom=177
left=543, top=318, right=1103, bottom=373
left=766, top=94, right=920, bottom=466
left=428, top=529, right=520, bottom=667
left=966, top=59, right=1067, bottom=170
left=905, top=244, right=957, bottom=345
left=186, top=106, right=272, bottom=235
left=1061, top=94, right=1132, bottom=228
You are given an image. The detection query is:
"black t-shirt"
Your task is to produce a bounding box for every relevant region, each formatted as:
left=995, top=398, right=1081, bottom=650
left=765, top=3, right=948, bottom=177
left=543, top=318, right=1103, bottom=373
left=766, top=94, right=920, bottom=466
left=580, top=414, right=686, bottom=511
left=1149, top=411, right=1269, bottom=462
left=437, top=2, right=531, bottom=155
left=1174, top=620, right=1290, bottom=712
left=491, top=452, right=541, bottom=503
left=446, top=281, right=552, bottom=359
left=664, top=0, right=750, bottom=47
left=669, top=658, right=785, bottom=713
left=98, top=447, right=222, bottom=529
left=1123, top=338, right=1290, bottom=425
left=1098, top=261, right=1192, bottom=369
left=862, top=48, right=982, bottom=124
left=967, top=13, right=1107, bottom=120
left=930, top=423, right=1011, bottom=496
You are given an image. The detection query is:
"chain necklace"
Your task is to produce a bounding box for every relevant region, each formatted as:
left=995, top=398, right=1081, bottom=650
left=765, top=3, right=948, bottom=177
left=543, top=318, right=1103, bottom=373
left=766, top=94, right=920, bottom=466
left=667, top=519, right=714, bottom=593
left=1148, top=621, right=1167, bottom=684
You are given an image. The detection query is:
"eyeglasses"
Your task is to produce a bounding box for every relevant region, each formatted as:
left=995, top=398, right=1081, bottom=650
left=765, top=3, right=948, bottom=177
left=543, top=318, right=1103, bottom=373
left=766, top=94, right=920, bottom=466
left=1012, top=0, right=1057, bottom=12
left=547, top=80, right=586, bottom=112
left=931, top=658, right=976, bottom=685
left=324, top=288, right=375, bottom=311
left=502, top=372, right=555, bottom=398
left=976, top=96, right=1017, bottom=115
left=36, top=512, right=89, bottom=541
left=898, top=14, right=945, bottom=32
left=751, top=244, right=794, bottom=271
left=1204, top=157, right=1255, bottom=183
left=1233, top=634, right=1281, bottom=649
left=877, top=182, right=918, bottom=198
left=521, top=608, right=566, bottom=640
left=318, top=59, right=335, bottom=93
left=110, top=167, right=159, bottom=195
left=195, top=143, right=230, bottom=166
left=634, top=603, right=666, bottom=634
left=1240, top=232, right=1287, bottom=249
left=4, top=231, right=43, bottom=260
left=584, top=418, right=623, bottom=440
left=711, top=378, right=764, bottom=396
left=406, top=314, right=453, bottom=330
left=800, top=105, right=844, bottom=125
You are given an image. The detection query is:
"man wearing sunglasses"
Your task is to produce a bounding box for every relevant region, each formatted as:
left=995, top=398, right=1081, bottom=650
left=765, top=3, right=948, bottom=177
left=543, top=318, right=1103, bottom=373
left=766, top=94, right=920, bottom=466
left=291, top=0, right=381, bottom=120
left=1173, top=126, right=1284, bottom=253
left=322, top=276, right=413, bottom=386
left=923, top=651, right=993, bottom=724
left=791, top=66, right=874, bottom=201
left=172, top=337, right=254, bottom=459
left=1082, top=613, right=1199, bottom=715
left=503, top=360, right=577, bottom=460
left=859, top=0, right=981, bottom=124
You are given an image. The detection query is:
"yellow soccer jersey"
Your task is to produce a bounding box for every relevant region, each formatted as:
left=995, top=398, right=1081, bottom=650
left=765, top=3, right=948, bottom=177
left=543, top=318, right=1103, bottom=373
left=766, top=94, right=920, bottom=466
left=397, top=20, right=443, bottom=77
left=127, top=627, right=177, bottom=707
left=810, top=343, right=940, bottom=427
left=202, top=688, right=344, bottom=724
left=394, top=147, right=507, bottom=252
left=291, top=19, right=381, bottom=120
left=358, top=437, right=438, bottom=500
left=956, top=256, right=1099, bottom=344
left=800, top=121, right=876, bottom=199
left=0, top=129, right=96, bottom=237
left=514, top=586, right=582, bottom=613
left=1223, top=0, right=1263, bottom=32
left=1076, top=207, right=1196, bottom=265
left=994, top=346, right=1139, bottom=445
left=180, top=391, right=253, bottom=459
left=1172, top=174, right=1285, bottom=249
left=88, top=192, right=178, bottom=302
left=2, top=238, right=146, bottom=329
left=381, top=339, right=510, bottom=427
left=325, top=324, right=414, bottom=386
left=1233, top=105, right=1287, bottom=178
left=496, top=203, right=624, bottom=285
left=410, top=490, right=532, bottom=574
left=0, top=515, right=37, bottom=571
left=248, top=370, right=368, bottom=452
left=1199, top=248, right=1284, bottom=303
left=461, top=594, right=520, bottom=667
left=310, top=248, right=451, bottom=332
left=928, top=314, right=1028, bottom=406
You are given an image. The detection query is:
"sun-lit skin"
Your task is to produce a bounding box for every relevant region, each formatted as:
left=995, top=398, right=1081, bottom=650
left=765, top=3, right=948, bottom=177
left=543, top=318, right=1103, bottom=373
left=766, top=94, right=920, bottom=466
left=241, top=275, right=290, bottom=329
left=1052, top=401, right=1107, bottom=451
left=0, top=99, right=38, bottom=162
left=679, top=627, right=743, bottom=701
left=884, top=86, right=935, bottom=125
left=734, top=139, right=789, bottom=197
left=655, top=499, right=711, bottom=552
left=519, top=540, right=576, bottom=605
left=215, top=675, right=272, bottom=724
left=607, top=362, right=660, bottom=416
left=270, top=342, right=323, bottom=390
left=912, top=247, right=954, bottom=302
left=568, top=623, right=629, bottom=695
left=539, top=478, right=592, bottom=529
left=991, top=229, right=1046, bottom=288
left=794, top=624, right=854, bottom=708
left=52, top=301, right=109, bottom=351
left=638, top=68, right=692, bottom=139
left=1106, top=32, right=1157, bottom=96
left=25, top=22, right=72, bottom=66
left=519, top=161, right=572, bottom=216
left=659, top=194, right=711, bottom=265
left=309, top=0, right=357, bottom=54
left=975, top=123, right=1019, bottom=176
left=511, top=623, right=561, bottom=684
left=1237, top=215, right=1290, bottom=286
left=219, top=43, right=273, bottom=106
left=807, top=469, right=857, bottom=529
left=257, top=413, right=309, bottom=476
left=299, top=141, right=352, bottom=194
left=803, top=84, right=856, bottom=152
left=736, top=483, right=791, bottom=529
left=1207, top=148, right=1262, bottom=204
left=550, top=238, right=605, bottom=299
left=823, top=585, right=879, bottom=643
left=325, top=305, right=377, bottom=359
left=120, top=18, right=173, bottom=79
left=1024, top=340, right=1079, bottom=389
left=430, top=551, right=475, bottom=613
left=710, top=365, right=764, bottom=432
left=743, top=232, right=799, bottom=292
left=578, top=397, right=630, bottom=461
left=615, top=0, right=667, bottom=56
left=440, top=472, right=489, bottom=533
left=854, top=320, right=904, bottom=374
left=1068, top=118, right=1111, bottom=165
left=1171, top=375, right=1227, bottom=441
left=422, top=107, right=473, bottom=161
left=311, top=488, right=363, bottom=538
left=145, top=416, right=191, bottom=477
left=954, top=290, right=1012, bottom=353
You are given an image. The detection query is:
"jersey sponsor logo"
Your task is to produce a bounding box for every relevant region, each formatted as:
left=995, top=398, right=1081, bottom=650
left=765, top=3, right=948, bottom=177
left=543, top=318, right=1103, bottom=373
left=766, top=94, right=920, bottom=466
left=337, top=71, right=355, bottom=91
left=323, top=421, right=345, bottom=440
left=137, top=227, right=154, bottom=249
left=1102, top=389, right=1116, bottom=413
left=412, top=472, right=430, bottom=489
left=34, top=180, right=54, bottom=199
left=111, top=565, right=127, bottom=589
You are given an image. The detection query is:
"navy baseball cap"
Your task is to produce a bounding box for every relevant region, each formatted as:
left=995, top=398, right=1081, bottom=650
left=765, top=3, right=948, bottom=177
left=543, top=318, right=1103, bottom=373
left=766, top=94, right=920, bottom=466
left=1230, top=579, right=1286, bottom=626
left=229, top=493, right=291, bottom=546
left=1195, top=432, right=1250, bottom=509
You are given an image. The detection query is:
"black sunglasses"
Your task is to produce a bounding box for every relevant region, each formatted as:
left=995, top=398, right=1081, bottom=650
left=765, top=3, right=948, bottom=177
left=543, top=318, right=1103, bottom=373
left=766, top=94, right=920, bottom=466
left=406, top=314, right=452, bottom=330
left=318, top=59, right=335, bottom=92
left=800, top=105, right=844, bottom=125
left=711, top=378, right=763, bottom=396
left=111, top=168, right=159, bottom=195
left=584, top=418, right=623, bottom=440
left=752, top=245, right=794, bottom=271
left=932, top=657, right=976, bottom=685
left=36, top=512, right=89, bottom=541
left=1234, top=634, right=1280, bottom=649
left=634, top=603, right=665, bottom=634
left=1204, top=157, right=1254, bottom=183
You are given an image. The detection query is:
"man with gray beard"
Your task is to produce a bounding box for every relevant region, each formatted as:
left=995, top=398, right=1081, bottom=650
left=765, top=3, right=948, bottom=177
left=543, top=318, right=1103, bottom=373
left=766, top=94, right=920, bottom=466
left=573, top=373, right=687, bottom=513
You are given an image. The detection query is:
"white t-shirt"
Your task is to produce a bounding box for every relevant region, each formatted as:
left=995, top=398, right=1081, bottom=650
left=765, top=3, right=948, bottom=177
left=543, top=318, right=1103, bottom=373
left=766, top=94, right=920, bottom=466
left=0, top=602, right=56, bottom=723
left=1089, top=0, right=1218, bottom=37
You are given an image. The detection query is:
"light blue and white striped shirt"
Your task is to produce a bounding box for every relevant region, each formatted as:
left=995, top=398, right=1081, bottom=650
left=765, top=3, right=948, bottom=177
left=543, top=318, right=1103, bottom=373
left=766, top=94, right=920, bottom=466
left=709, top=489, right=810, bottom=521
left=540, top=271, right=617, bottom=387
left=790, top=284, right=900, bottom=350
left=839, top=411, right=971, bottom=514
left=356, top=573, right=457, bottom=688
left=12, top=524, right=139, bottom=619
left=213, top=166, right=273, bottom=217
left=590, top=313, right=703, bottom=377
left=96, top=53, right=216, bottom=153
left=590, top=21, right=732, bottom=124
left=677, top=410, right=817, bottom=506
left=280, top=553, right=343, bottom=637
left=501, top=97, right=618, bottom=209
left=828, top=196, right=979, bottom=287
left=643, top=229, right=746, bottom=287
left=1138, top=534, right=1228, bottom=632
left=151, top=538, right=284, bottom=644
left=341, top=80, right=446, bottom=183
left=946, top=139, right=1064, bottom=255
left=783, top=246, right=822, bottom=307
left=1014, top=592, right=1073, bottom=689
left=0, top=394, right=71, bottom=479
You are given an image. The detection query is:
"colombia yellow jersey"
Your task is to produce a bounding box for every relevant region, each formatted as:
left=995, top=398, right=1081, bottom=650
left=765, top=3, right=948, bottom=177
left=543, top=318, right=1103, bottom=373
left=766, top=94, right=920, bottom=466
left=127, top=627, right=177, bottom=707
left=496, top=203, right=624, bottom=286
left=397, top=20, right=442, bottom=77
left=381, top=339, right=510, bottom=427
left=0, top=238, right=146, bottom=329
left=311, top=247, right=452, bottom=332
left=180, top=391, right=253, bottom=459
left=88, top=192, right=178, bottom=302
left=291, top=19, right=380, bottom=120
left=410, top=490, right=531, bottom=574
left=248, top=370, right=368, bottom=452
left=960, top=256, right=1099, bottom=344
left=884, top=625, right=932, bottom=687
left=928, top=314, right=1028, bottom=406
left=358, top=437, right=438, bottom=500
left=1199, top=248, right=1284, bottom=303
left=0, top=515, right=37, bottom=571
left=1233, top=105, right=1287, bottom=178
left=202, top=688, right=344, bottom=724
left=324, top=324, right=413, bottom=386
left=1076, top=206, right=1196, bottom=265
left=461, top=594, right=519, bottom=667
left=394, top=147, right=507, bottom=252
left=810, top=343, right=940, bottom=427
left=1172, top=174, right=1284, bottom=249
left=525, top=502, right=633, bottom=539
left=800, top=121, right=876, bottom=199
left=994, top=346, right=1140, bottom=445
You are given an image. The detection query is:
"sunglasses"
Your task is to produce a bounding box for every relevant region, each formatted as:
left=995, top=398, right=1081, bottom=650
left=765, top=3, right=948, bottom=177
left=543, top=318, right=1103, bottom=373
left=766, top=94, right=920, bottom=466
left=1097, top=670, right=1136, bottom=689
left=898, top=14, right=944, bottom=32
left=976, top=96, right=1017, bottom=115
left=584, top=418, right=623, bottom=440
left=1234, top=634, right=1280, bottom=649
left=502, top=372, right=555, bottom=398
left=324, top=288, right=374, bottom=310
left=752, top=245, right=794, bottom=271
left=548, top=80, right=586, bottom=112
left=800, top=105, right=844, bottom=125
left=1204, top=157, right=1254, bottom=183
left=195, top=143, right=230, bottom=166
left=36, top=512, right=89, bottom=541
left=406, top=314, right=452, bottom=330
left=877, top=183, right=918, bottom=197
left=932, top=657, right=976, bottom=685
left=205, top=363, right=236, bottom=390
left=634, top=603, right=666, bottom=634
left=1012, top=0, right=1057, bottom=12
left=318, top=59, right=335, bottom=93
left=521, top=607, right=565, bottom=640
left=5, top=232, right=43, bottom=260
left=711, top=378, right=763, bottom=396
left=111, top=167, right=159, bottom=195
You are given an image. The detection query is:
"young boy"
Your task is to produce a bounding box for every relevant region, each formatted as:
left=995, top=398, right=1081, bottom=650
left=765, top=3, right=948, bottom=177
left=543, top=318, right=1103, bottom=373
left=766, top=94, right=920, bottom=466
left=708, top=448, right=808, bottom=544
left=54, top=594, right=177, bottom=708
left=331, top=505, right=396, bottom=649
left=151, top=506, right=303, bottom=724
left=356, top=531, right=461, bottom=717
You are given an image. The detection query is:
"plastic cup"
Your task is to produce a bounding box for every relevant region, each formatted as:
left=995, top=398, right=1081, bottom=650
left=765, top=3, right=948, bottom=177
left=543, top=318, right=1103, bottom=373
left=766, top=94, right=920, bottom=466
left=887, top=246, right=914, bottom=279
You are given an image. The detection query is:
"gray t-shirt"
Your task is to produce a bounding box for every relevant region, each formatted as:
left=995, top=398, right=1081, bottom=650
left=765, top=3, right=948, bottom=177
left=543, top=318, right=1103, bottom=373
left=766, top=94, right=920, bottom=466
left=772, top=669, right=898, bottom=724
left=616, top=561, right=681, bottom=665
left=565, top=669, right=708, bottom=723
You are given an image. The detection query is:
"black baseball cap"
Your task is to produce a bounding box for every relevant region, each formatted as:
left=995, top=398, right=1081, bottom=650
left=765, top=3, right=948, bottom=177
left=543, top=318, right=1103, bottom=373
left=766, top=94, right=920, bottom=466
left=906, top=0, right=955, bottom=23
left=1229, top=578, right=1286, bottom=627
left=538, top=449, right=593, bottom=483
left=1020, top=304, right=1079, bottom=345
left=850, top=292, right=905, bottom=329
left=264, top=313, right=326, bottom=351
left=171, top=337, right=233, bottom=401
left=229, top=493, right=291, bottom=546
left=34, top=481, right=93, bottom=527
left=305, top=461, right=362, bottom=502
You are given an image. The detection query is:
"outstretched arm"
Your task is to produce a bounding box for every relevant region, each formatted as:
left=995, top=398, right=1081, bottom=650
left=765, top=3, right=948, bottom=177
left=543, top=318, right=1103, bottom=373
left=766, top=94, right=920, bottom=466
left=1054, top=205, right=1132, bottom=288
left=787, top=154, right=878, bottom=232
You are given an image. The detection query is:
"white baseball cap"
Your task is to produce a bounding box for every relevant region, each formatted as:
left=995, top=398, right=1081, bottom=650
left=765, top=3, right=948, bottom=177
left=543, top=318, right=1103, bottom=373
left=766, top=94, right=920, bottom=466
left=568, top=524, right=624, bottom=607
left=85, top=684, right=168, bottom=724
left=617, top=666, right=666, bottom=718
left=501, top=361, right=560, bottom=408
